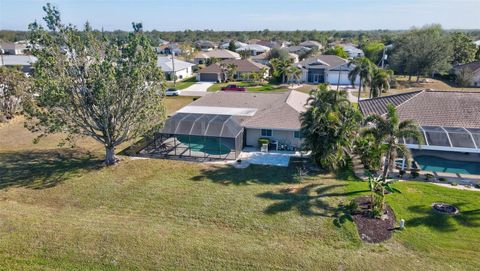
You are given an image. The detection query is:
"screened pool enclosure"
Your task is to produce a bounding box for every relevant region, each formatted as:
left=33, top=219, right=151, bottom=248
left=401, top=126, right=480, bottom=153
left=142, top=113, right=244, bottom=160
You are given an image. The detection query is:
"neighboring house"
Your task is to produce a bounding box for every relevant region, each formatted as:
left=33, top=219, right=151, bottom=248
left=251, top=51, right=299, bottom=65
left=236, top=44, right=270, bottom=56
left=0, top=55, right=37, bottom=73
left=157, top=43, right=182, bottom=55
left=193, top=49, right=241, bottom=64
left=219, top=41, right=248, bottom=49
left=157, top=56, right=196, bottom=81
left=196, top=59, right=269, bottom=82
left=299, top=40, right=323, bottom=50
left=339, top=43, right=365, bottom=59
left=195, top=40, right=216, bottom=51
left=452, top=61, right=480, bottom=87
left=296, top=55, right=359, bottom=85
left=474, top=40, right=480, bottom=47
left=359, top=90, right=480, bottom=156
left=286, top=45, right=311, bottom=56
left=156, top=90, right=310, bottom=159
left=0, top=42, right=27, bottom=55
left=253, top=40, right=289, bottom=48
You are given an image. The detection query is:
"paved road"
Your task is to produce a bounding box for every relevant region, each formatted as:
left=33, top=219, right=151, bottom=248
left=180, top=82, right=213, bottom=97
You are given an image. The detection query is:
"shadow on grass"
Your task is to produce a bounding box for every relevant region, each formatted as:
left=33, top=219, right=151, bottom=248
left=406, top=204, right=480, bottom=232
left=0, top=149, right=102, bottom=190
left=257, top=183, right=369, bottom=226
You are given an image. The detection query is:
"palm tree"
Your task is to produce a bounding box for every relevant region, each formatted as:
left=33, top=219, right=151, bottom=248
left=348, top=57, right=374, bottom=103
left=370, top=69, right=392, bottom=98
left=286, top=66, right=302, bottom=85
left=270, top=58, right=291, bottom=84
left=300, top=84, right=361, bottom=170
left=362, top=104, right=423, bottom=181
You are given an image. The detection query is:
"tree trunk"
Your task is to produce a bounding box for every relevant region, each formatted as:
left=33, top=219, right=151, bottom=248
left=105, top=145, right=116, bottom=166
left=416, top=74, right=420, bottom=83
left=357, top=78, right=362, bottom=103
left=381, top=147, right=391, bottom=181
left=408, top=74, right=412, bottom=82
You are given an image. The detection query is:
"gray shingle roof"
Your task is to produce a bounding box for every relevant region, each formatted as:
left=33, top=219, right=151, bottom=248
left=0, top=55, right=37, bottom=66
left=181, top=90, right=309, bottom=130
left=198, top=59, right=268, bottom=74
left=359, top=90, right=480, bottom=129
left=297, top=55, right=347, bottom=69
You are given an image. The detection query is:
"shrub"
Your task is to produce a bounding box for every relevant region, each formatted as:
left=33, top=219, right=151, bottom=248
left=258, top=138, right=269, bottom=147
left=425, top=173, right=434, bottom=180
left=450, top=182, right=458, bottom=186
left=398, top=169, right=406, bottom=177
left=439, top=177, right=448, bottom=182
left=411, top=171, right=419, bottom=178
left=475, top=183, right=480, bottom=189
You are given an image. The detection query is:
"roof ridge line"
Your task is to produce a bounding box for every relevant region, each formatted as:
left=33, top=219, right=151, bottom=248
left=386, top=90, right=425, bottom=115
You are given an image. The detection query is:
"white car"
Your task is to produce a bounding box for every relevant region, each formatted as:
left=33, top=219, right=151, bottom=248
left=165, top=88, right=180, bottom=96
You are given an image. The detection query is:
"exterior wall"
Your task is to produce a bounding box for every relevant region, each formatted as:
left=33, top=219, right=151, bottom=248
left=245, top=128, right=303, bottom=148
left=165, top=67, right=193, bottom=81
left=327, top=71, right=360, bottom=85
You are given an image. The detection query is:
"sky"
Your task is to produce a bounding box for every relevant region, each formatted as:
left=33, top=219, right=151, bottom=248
left=0, top=0, right=479, bottom=31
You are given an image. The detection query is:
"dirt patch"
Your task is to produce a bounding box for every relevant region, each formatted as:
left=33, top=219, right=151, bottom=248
left=352, top=196, right=396, bottom=243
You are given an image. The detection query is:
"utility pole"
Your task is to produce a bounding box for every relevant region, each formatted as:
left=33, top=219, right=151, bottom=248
left=171, top=50, right=176, bottom=88
left=336, top=65, right=342, bottom=91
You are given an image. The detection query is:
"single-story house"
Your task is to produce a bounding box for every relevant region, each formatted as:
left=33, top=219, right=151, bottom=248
left=286, top=45, right=311, bottom=56
left=195, top=40, right=216, bottom=51
left=299, top=40, right=323, bottom=50
left=157, top=56, right=196, bottom=81
left=359, top=90, right=480, bottom=161
left=193, top=49, right=241, bottom=65
left=236, top=44, right=270, bottom=56
left=339, top=43, right=365, bottom=59
left=153, top=90, right=309, bottom=159
left=0, top=42, right=27, bottom=55
left=251, top=51, right=299, bottom=65
left=296, top=55, right=359, bottom=85
left=196, top=59, right=269, bottom=82
left=219, top=41, right=248, bottom=49
left=452, top=61, right=480, bottom=87
left=157, top=43, right=183, bottom=55
left=0, top=55, right=37, bottom=74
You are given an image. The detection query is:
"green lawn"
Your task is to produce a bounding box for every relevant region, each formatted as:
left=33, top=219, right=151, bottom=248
left=166, top=76, right=197, bottom=90
left=208, top=81, right=290, bottom=93
left=0, top=120, right=479, bottom=270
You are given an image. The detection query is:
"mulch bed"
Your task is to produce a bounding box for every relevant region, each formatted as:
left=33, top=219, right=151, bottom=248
left=351, top=196, right=397, bottom=243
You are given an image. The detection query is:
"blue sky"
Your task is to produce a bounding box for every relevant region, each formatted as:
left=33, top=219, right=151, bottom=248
left=1, top=0, right=479, bottom=31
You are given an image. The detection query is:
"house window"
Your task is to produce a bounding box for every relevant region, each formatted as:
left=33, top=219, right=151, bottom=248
left=294, top=131, right=303, bottom=138
left=261, top=129, right=272, bottom=137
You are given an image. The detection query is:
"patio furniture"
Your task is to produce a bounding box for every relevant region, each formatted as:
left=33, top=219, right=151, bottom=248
left=261, top=143, right=269, bottom=153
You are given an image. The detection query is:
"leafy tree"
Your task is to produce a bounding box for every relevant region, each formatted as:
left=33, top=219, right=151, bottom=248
left=239, top=49, right=251, bottom=59
left=220, top=63, right=237, bottom=82
left=455, top=67, right=475, bottom=87
left=367, top=174, right=400, bottom=218
left=389, top=25, right=452, bottom=82
left=450, top=32, right=477, bottom=65
left=266, top=47, right=290, bottom=61
left=26, top=4, right=166, bottom=165
left=228, top=40, right=237, bottom=52
left=179, top=43, right=195, bottom=62
left=348, top=57, right=375, bottom=102
left=300, top=84, right=361, bottom=170
left=0, top=67, right=31, bottom=121
left=324, top=45, right=349, bottom=59
left=362, top=104, right=423, bottom=180
left=354, top=133, right=385, bottom=173
left=370, top=69, right=392, bottom=98
left=476, top=47, right=480, bottom=61
left=362, top=41, right=385, bottom=64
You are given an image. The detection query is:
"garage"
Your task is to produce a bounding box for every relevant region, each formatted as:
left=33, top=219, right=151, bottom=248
left=327, top=71, right=356, bottom=85
left=199, top=73, right=220, bottom=82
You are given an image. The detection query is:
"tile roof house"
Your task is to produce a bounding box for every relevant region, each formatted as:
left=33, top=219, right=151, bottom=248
left=157, top=90, right=310, bottom=159
left=0, top=42, right=27, bottom=55
left=286, top=45, right=311, bottom=55
left=299, top=40, right=323, bottom=50
left=452, top=61, right=480, bottom=87
left=339, top=43, right=365, bottom=59
left=251, top=51, right=299, bottom=65
left=196, top=59, right=269, bottom=82
left=236, top=44, right=270, bottom=56
left=157, top=56, right=196, bottom=81
left=296, top=55, right=359, bottom=85
left=193, top=49, right=241, bottom=64
left=219, top=41, right=248, bottom=49
left=359, top=90, right=480, bottom=153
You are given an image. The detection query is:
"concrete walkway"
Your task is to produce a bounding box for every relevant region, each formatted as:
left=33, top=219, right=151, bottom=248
left=180, top=82, right=213, bottom=96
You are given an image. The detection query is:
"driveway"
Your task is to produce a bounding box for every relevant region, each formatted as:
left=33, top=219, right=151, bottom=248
left=180, top=82, right=213, bottom=97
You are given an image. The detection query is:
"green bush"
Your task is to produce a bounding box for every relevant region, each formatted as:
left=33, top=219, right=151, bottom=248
left=450, top=182, right=458, bottom=186
left=425, top=173, right=434, bottom=180
left=475, top=183, right=480, bottom=189
left=411, top=171, right=419, bottom=178
left=439, top=177, right=448, bottom=182
left=258, top=138, right=269, bottom=147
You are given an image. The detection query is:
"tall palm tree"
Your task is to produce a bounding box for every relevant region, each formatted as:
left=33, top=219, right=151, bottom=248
left=300, top=84, right=361, bottom=170
left=362, top=104, right=423, bottom=180
left=286, top=66, right=302, bottom=85
left=270, top=58, right=291, bottom=84
left=348, top=57, right=374, bottom=103
left=370, top=69, right=392, bottom=98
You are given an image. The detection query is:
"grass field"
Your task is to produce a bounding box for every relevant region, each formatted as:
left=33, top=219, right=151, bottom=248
left=0, top=116, right=480, bottom=270
left=166, top=76, right=197, bottom=90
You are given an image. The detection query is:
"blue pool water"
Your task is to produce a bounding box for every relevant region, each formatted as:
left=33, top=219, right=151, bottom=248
left=247, top=153, right=291, bottom=167
left=414, top=155, right=480, bottom=175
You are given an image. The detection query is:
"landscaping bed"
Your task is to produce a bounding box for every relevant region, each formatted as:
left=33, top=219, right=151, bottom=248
left=351, top=196, right=396, bottom=243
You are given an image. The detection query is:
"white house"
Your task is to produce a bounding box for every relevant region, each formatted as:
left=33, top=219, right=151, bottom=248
left=236, top=44, right=270, bottom=56
left=157, top=56, right=196, bottom=81
left=0, top=55, right=37, bottom=73
left=296, top=55, right=359, bottom=85
left=339, top=44, right=365, bottom=59
left=453, top=61, right=480, bottom=87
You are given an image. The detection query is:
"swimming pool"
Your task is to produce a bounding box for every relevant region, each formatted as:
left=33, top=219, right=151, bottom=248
left=246, top=152, right=291, bottom=167
left=414, top=155, right=480, bottom=175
